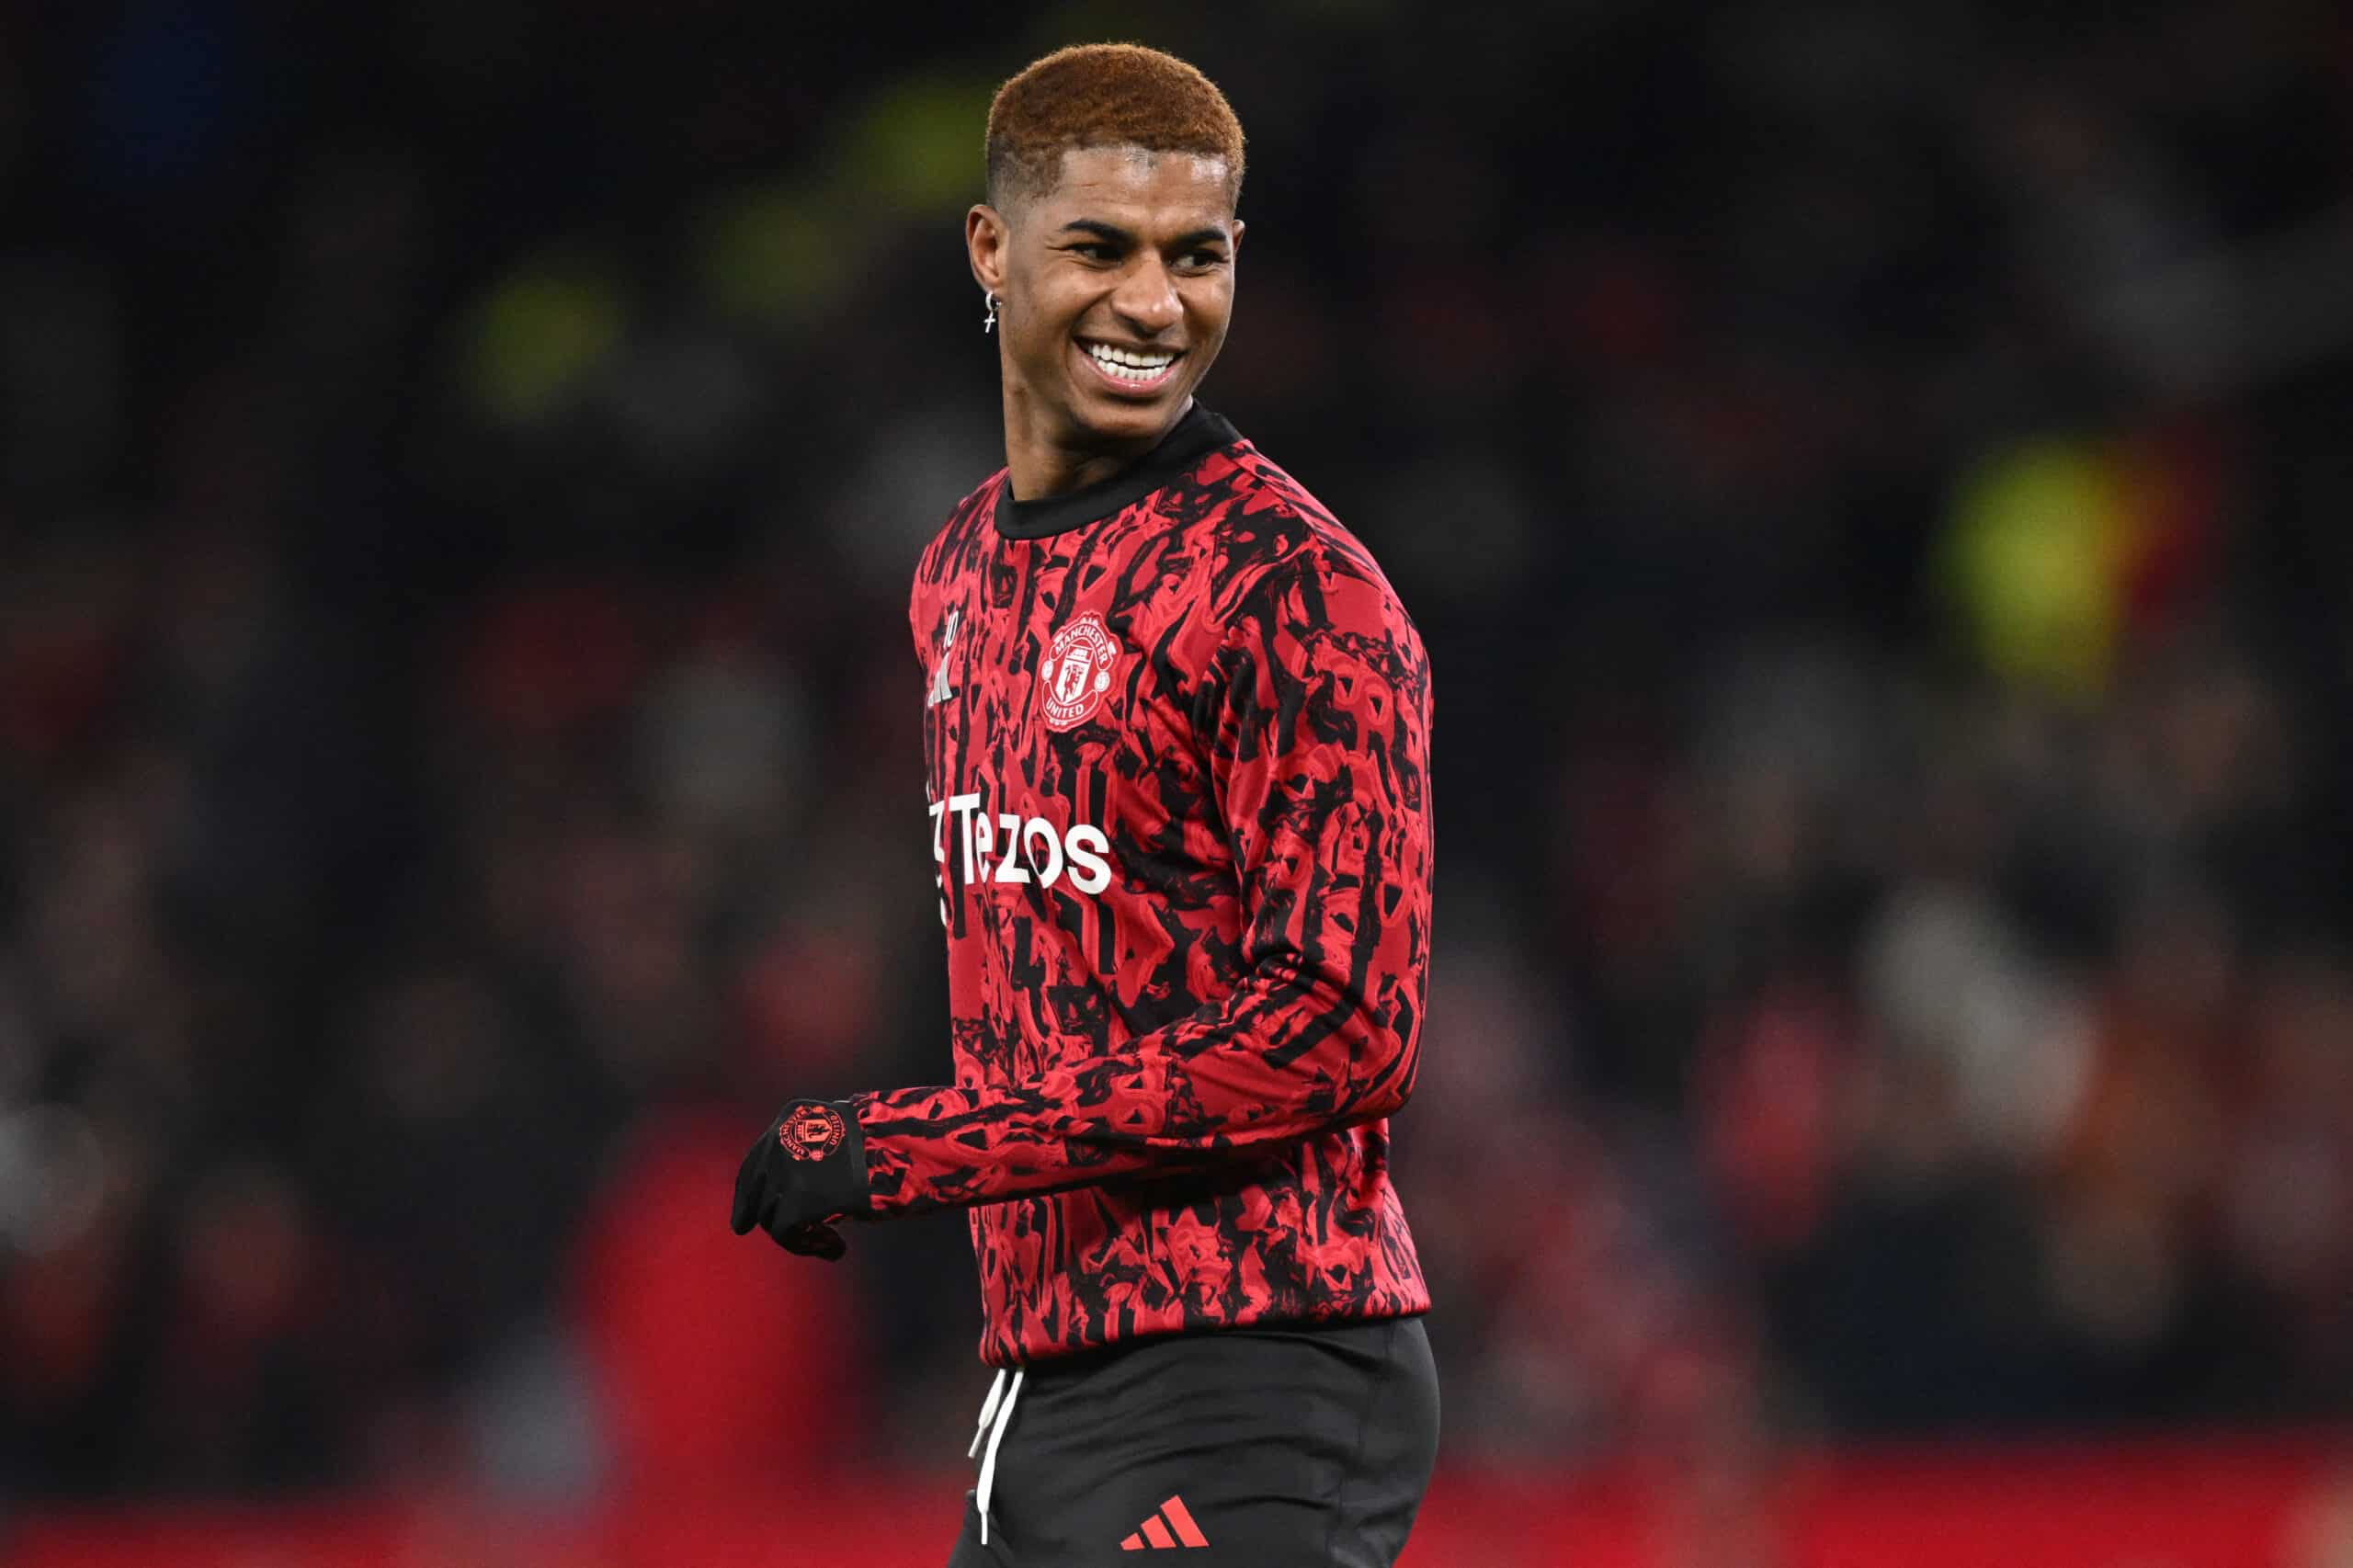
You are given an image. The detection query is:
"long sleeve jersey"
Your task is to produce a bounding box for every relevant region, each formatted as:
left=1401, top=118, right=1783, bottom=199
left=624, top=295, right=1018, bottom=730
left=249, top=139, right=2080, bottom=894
left=853, top=403, right=1432, bottom=1368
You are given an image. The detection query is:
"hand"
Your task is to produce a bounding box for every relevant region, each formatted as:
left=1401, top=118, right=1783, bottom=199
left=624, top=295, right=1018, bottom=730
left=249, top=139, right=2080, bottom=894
left=730, top=1098, right=871, bottom=1260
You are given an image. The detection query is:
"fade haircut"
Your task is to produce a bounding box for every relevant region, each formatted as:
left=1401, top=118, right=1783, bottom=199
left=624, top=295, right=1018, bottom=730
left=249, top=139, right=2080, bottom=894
left=984, top=44, right=1245, bottom=211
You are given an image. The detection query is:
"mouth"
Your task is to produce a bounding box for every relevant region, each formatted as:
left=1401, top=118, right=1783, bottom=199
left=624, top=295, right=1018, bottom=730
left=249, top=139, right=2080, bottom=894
left=1074, top=338, right=1184, bottom=396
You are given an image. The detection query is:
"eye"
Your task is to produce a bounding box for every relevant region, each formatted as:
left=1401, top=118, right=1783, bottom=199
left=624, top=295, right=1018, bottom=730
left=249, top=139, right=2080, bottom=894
left=1183, top=249, right=1227, bottom=270
left=1073, top=243, right=1120, bottom=262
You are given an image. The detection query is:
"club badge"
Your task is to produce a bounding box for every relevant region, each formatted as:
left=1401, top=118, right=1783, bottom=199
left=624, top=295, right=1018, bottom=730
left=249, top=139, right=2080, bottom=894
left=778, top=1104, right=847, bottom=1161
left=1040, top=611, right=1120, bottom=732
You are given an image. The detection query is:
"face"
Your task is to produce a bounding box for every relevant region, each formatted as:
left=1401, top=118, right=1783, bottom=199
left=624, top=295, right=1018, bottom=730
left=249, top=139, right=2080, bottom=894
left=969, top=146, right=1243, bottom=451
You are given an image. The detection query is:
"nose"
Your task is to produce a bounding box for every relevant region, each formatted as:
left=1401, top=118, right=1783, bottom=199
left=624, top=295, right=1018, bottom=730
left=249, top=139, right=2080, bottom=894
left=1109, top=255, right=1181, bottom=337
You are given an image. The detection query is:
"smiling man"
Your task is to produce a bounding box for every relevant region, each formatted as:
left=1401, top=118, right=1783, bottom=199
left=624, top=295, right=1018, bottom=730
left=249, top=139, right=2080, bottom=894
left=730, top=43, right=1438, bottom=1566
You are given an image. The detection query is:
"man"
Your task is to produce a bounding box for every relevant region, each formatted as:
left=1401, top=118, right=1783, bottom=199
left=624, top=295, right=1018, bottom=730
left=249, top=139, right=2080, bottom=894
left=732, top=43, right=1438, bottom=1566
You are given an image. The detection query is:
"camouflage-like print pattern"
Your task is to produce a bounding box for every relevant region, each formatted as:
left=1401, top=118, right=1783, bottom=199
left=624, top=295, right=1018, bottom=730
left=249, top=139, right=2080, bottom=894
left=857, top=435, right=1434, bottom=1368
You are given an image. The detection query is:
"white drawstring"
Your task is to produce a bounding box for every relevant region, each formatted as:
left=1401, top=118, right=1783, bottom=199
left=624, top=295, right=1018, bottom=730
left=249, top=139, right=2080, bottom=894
left=972, top=1368, right=1024, bottom=1546
left=967, top=1368, right=1008, bottom=1459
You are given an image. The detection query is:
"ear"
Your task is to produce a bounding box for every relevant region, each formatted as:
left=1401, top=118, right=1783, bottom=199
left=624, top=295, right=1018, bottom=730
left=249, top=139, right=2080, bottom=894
left=967, top=204, right=1010, bottom=296
left=1229, top=218, right=1245, bottom=261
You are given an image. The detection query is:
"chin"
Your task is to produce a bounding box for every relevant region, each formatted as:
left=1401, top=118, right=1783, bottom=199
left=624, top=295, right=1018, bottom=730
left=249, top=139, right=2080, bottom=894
left=1064, top=385, right=1187, bottom=444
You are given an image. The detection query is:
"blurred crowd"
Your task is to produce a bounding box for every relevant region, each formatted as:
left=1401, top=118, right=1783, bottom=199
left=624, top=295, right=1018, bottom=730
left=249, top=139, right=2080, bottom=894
left=2, top=0, right=2350, bottom=1507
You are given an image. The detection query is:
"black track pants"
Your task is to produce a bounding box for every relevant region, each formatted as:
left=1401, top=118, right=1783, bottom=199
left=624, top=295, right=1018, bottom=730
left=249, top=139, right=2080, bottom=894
left=943, top=1316, right=1438, bottom=1567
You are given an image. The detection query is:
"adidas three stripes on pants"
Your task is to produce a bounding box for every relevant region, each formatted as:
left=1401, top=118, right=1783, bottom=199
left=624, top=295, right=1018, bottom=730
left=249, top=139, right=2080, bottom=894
left=943, top=1316, right=1439, bottom=1566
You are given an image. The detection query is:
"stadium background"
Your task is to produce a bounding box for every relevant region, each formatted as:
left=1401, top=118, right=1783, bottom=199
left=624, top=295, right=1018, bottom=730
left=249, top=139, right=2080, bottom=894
left=1, top=1, right=2348, bottom=1563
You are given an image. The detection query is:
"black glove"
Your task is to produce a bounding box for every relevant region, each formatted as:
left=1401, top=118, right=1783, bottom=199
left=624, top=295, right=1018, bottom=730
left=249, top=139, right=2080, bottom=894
left=730, top=1098, right=871, bottom=1260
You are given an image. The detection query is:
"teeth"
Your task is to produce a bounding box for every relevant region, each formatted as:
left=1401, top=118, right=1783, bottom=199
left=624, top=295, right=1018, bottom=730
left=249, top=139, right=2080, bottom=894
left=1084, top=343, right=1176, bottom=381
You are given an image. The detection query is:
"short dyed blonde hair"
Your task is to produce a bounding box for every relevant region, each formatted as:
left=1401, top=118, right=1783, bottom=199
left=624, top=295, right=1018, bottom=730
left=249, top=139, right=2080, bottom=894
left=984, top=43, right=1245, bottom=209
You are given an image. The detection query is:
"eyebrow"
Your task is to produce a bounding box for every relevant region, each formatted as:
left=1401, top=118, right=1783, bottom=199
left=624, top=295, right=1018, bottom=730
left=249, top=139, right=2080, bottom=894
left=1058, top=219, right=1231, bottom=250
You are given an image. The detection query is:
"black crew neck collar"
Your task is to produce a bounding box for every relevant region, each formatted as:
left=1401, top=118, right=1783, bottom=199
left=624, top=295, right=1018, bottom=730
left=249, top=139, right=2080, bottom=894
left=993, top=403, right=1242, bottom=541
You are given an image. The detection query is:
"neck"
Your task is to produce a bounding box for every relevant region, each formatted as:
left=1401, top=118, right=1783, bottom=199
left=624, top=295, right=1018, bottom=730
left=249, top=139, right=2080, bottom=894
left=1001, top=380, right=1191, bottom=501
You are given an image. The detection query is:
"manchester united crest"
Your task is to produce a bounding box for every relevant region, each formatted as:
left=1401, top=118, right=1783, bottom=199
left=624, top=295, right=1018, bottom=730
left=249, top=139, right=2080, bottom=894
left=1040, top=612, right=1120, bottom=732
left=778, top=1104, right=847, bottom=1161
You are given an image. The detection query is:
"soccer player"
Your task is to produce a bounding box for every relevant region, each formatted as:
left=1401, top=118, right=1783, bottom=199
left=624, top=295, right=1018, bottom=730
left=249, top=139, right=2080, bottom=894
left=731, top=43, right=1438, bottom=1566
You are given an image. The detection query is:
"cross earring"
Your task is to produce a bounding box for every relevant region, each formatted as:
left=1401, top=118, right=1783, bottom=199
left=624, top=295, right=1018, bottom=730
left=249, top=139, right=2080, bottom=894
left=983, top=291, right=999, bottom=334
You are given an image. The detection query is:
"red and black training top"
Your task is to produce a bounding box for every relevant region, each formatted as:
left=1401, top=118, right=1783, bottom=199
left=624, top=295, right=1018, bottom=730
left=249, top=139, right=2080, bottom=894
left=854, top=403, right=1433, bottom=1369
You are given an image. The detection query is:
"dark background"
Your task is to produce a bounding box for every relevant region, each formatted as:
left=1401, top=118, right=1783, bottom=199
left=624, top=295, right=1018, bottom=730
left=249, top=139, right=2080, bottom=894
left=2, top=0, right=2349, bottom=1512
